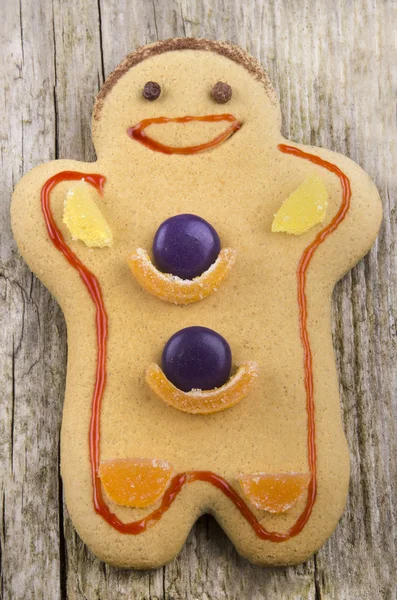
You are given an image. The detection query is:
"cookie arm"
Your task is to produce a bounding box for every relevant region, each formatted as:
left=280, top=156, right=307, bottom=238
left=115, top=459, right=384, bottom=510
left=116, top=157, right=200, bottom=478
left=279, top=142, right=383, bottom=284
left=11, top=159, right=100, bottom=301
left=322, top=150, right=382, bottom=282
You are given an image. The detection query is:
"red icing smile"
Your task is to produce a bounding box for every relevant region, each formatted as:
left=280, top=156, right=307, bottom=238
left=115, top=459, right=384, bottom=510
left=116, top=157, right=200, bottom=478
left=127, top=114, right=241, bottom=154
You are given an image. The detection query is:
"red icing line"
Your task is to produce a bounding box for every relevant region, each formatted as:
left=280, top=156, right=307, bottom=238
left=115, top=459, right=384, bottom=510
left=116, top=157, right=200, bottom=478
left=128, top=114, right=241, bottom=155
left=278, top=143, right=352, bottom=536
left=41, top=172, right=108, bottom=518
left=41, top=147, right=350, bottom=541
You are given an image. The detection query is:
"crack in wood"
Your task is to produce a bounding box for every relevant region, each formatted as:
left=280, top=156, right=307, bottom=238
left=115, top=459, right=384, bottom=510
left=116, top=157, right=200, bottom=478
left=162, top=564, right=167, bottom=600
left=96, top=0, right=105, bottom=83
left=180, top=2, right=187, bottom=37
left=20, top=118, right=24, bottom=175
left=51, top=0, right=59, bottom=160
left=12, top=282, right=25, bottom=356
left=314, top=553, right=322, bottom=600
left=11, top=337, right=16, bottom=478
left=18, top=0, right=24, bottom=65
left=28, top=272, right=34, bottom=299
left=152, top=0, right=159, bottom=40
left=58, top=451, right=67, bottom=600
left=0, top=488, right=5, bottom=599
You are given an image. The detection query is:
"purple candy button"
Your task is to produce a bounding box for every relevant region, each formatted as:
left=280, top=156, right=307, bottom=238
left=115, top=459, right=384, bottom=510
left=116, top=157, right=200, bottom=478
left=153, top=214, right=221, bottom=280
left=162, top=326, right=232, bottom=392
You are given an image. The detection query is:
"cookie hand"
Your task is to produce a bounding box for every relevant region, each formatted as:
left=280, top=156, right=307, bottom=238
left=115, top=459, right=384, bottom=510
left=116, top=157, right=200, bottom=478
left=11, top=159, right=102, bottom=302
left=277, top=142, right=382, bottom=286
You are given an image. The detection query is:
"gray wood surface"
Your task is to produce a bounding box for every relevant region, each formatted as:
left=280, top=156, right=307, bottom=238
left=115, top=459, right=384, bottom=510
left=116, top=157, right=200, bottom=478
left=1, top=0, right=396, bottom=598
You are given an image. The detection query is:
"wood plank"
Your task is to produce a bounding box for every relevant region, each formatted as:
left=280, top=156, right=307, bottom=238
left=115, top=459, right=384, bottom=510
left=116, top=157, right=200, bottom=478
left=0, top=0, right=396, bottom=598
left=0, top=0, right=64, bottom=599
left=60, top=3, right=168, bottom=598
left=280, top=1, right=397, bottom=598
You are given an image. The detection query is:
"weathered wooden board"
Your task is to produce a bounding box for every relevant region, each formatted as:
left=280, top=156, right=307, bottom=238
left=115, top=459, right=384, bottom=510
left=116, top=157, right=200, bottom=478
left=0, top=0, right=396, bottom=598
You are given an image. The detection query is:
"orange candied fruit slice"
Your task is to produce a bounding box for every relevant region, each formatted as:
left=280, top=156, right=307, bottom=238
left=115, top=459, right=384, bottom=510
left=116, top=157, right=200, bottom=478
left=128, top=247, right=236, bottom=305
left=98, top=458, right=173, bottom=508
left=146, top=361, right=259, bottom=415
left=237, top=472, right=311, bottom=513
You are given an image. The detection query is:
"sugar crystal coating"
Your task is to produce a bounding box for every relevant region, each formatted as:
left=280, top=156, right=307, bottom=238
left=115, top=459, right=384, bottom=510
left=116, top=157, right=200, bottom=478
left=146, top=361, right=258, bottom=414
left=128, top=247, right=236, bottom=304
left=237, top=472, right=311, bottom=513
left=62, top=181, right=113, bottom=247
left=99, top=458, right=173, bottom=508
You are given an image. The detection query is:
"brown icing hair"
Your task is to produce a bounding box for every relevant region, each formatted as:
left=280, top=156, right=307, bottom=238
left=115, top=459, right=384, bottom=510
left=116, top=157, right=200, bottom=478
left=94, top=38, right=277, bottom=120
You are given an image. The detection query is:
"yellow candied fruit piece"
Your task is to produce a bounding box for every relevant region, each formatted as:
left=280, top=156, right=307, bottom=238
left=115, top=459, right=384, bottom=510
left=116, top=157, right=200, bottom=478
left=128, top=247, right=236, bottom=305
left=237, top=472, right=311, bottom=513
left=63, top=181, right=113, bottom=247
left=98, top=458, right=173, bottom=508
left=271, top=175, right=329, bottom=235
left=146, top=361, right=259, bottom=415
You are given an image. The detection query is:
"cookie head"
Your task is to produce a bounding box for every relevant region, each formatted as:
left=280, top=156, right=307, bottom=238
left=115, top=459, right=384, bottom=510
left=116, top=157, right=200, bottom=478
left=92, top=39, right=281, bottom=159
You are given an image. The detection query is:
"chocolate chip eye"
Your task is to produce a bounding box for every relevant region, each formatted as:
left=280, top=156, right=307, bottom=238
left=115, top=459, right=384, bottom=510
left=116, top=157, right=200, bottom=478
left=211, top=81, right=232, bottom=104
left=142, top=81, right=161, bottom=100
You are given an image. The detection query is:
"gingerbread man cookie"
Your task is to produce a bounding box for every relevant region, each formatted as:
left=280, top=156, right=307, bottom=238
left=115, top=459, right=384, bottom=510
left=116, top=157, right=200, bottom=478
left=11, top=39, right=382, bottom=568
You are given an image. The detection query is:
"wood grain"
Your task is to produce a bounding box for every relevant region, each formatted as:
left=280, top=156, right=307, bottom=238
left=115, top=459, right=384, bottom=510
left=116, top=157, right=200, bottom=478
left=1, top=0, right=396, bottom=598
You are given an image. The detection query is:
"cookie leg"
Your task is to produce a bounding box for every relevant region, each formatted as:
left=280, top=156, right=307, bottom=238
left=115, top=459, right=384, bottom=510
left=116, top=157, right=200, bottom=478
left=62, top=452, right=206, bottom=568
